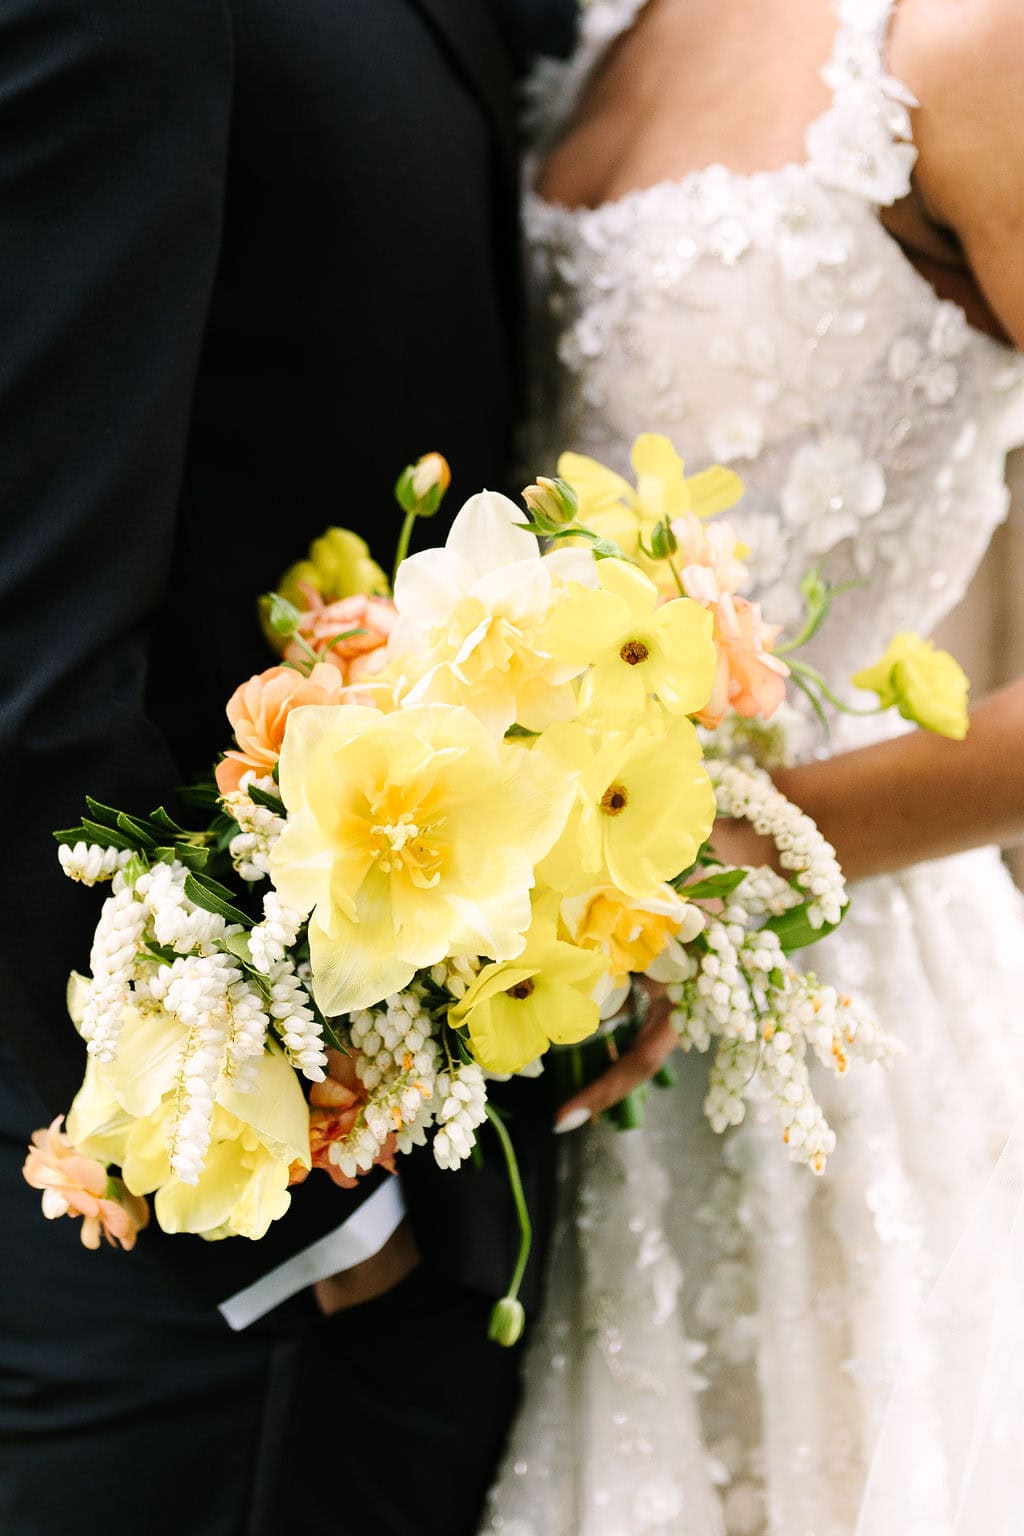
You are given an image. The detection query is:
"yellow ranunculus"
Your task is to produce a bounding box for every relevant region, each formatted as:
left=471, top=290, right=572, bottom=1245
left=449, top=895, right=607, bottom=1074
left=270, top=702, right=578, bottom=1015
left=852, top=632, right=969, bottom=740
left=66, top=996, right=310, bottom=1242
left=557, top=434, right=743, bottom=587
left=536, top=713, right=717, bottom=902
left=541, top=557, right=716, bottom=723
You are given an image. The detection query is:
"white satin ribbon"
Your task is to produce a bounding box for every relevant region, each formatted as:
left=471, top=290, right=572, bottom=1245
left=218, top=1176, right=407, bottom=1331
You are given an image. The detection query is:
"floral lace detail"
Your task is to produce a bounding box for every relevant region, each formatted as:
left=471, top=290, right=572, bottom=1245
left=523, top=2, right=1024, bottom=713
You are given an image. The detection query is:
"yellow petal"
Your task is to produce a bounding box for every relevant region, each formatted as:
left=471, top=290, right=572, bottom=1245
left=683, top=466, right=744, bottom=519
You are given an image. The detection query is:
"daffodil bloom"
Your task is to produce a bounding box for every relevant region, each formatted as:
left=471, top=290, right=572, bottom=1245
left=536, top=715, right=717, bottom=901
left=852, top=632, right=969, bottom=739
left=269, top=702, right=578, bottom=1015
left=561, top=882, right=705, bottom=983
left=542, top=557, right=716, bottom=724
left=388, top=490, right=596, bottom=736
left=450, top=896, right=607, bottom=1074
left=65, top=998, right=309, bottom=1241
left=557, top=434, right=743, bottom=587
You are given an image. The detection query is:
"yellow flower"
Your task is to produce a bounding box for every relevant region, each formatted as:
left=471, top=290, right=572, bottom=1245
left=390, top=489, right=596, bottom=735
left=557, top=434, right=743, bottom=586
left=542, top=557, right=716, bottom=723
left=852, top=632, right=969, bottom=740
left=536, top=714, right=717, bottom=901
left=561, top=883, right=704, bottom=983
left=279, top=527, right=391, bottom=610
left=449, top=895, right=607, bottom=1074
left=66, top=1000, right=309, bottom=1242
left=269, top=702, right=578, bottom=1015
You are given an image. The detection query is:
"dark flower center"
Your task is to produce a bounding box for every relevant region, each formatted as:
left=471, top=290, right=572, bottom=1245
left=600, top=783, right=629, bottom=816
left=619, top=639, right=650, bottom=666
left=506, top=978, right=536, bottom=1000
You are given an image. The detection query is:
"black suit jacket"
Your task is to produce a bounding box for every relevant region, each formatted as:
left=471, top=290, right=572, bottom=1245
left=0, top=0, right=576, bottom=1313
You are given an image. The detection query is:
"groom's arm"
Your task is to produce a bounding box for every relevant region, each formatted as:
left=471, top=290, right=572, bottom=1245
left=0, top=0, right=393, bottom=1316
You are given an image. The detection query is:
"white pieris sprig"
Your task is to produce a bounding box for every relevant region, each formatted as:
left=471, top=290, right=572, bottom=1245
left=78, top=872, right=150, bottom=1060
left=222, top=772, right=285, bottom=882
left=708, top=757, right=847, bottom=928
left=266, top=963, right=328, bottom=1081
left=57, top=841, right=131, bottom=886
left=668, top=883, right=900, bottom=1173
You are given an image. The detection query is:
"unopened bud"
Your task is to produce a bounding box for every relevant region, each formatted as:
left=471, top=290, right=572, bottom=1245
left=649, top=517, right=678, bottom=560
left=522, top=476, right=578, bottom=528
left=396, top=453, right=451, bottom=518
left=488, top=1295, right=526, bottom=1347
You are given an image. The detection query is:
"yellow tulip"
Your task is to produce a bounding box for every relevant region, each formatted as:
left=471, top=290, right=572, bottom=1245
left=450, top=895, right=607, bottom=1074
left=852, top=632, right=969, bottom=740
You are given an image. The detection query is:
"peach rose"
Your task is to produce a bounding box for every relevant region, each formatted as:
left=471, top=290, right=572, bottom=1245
left=284, top=587, right=397, bottom=685
left=23, top=1118, right=149, bottom=1251
left=675, top=514, right=748, bottom=600
left=288, top=1050, right=398, bottom=1191
left=698, top=593, right=789, bottom=728
left=215, top=661, right=345, bottom=795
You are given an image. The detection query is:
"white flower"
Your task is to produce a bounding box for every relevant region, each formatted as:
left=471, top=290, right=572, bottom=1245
left=781, top=435, right=885, bottom=554
left=58, top=842, right=129, bottom=886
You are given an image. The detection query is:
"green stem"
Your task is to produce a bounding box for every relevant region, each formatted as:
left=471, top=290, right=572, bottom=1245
left=392, top=507, right=419, bottom=588
left=667, top=557, right=687, bottom=598
left=485, top=1103, right=532, bottom=1303
left=786, top=657, right=883, bottom=717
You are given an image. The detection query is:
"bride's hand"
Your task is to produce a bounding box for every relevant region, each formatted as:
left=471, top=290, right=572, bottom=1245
left=554, top=978, right=677, bottom=1133
left=703, top=815, right=778, bottom=874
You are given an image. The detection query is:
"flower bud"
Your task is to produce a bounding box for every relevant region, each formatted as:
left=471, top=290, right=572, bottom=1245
left=649, top=517, right=678, bottom=560
left=488, top=1295, right=526, bottom=1347
left=522, top=476, right=579, bottom=528
left=396, top=453, right=451, bottom=518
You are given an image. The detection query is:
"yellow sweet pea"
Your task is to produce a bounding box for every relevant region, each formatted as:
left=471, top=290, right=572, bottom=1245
left=852, top=632, right=969, bottom=740
left=542, top=557, right=716, bottom=724
left=270, top=702, right=578, bottom=1015
left=557, top=434, right=743, bottom=586
left=536, top=713, right=717, bottom=902
left=449, top=895, right=607, bottom=1074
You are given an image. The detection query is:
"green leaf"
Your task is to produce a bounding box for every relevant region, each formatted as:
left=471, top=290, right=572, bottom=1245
left=116, top=811, right=158, bottom=848
left=764, top=900, right=847, bottom=953
left=148, top=806, right=186, bottom=836
left=183, top=872, right=253, bottom=929
left=79, top=818, right=137, bottom=852
left=247, top=783, right=284, bottom=813
left=83, top=797, right=125, bottom=829
left=177, top=779, right=221, bottom=811
left=139, top=942, right=179, bottom=967
left=171, top=844, right=211, bottom=872
left=504, top=724, right=540, bottom=739
left=676, top=868, right=749, bottom=901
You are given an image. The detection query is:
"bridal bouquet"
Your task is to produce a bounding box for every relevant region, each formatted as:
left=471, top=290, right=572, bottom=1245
left=26, top=435, right=967, bottom=1331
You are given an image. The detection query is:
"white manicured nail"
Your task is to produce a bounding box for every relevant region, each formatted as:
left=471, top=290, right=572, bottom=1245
left=554, top=1107, right=592, bottom=1135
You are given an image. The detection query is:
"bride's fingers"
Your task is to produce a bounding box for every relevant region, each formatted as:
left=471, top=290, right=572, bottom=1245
left=553, top=1001, right=677, bottom=1131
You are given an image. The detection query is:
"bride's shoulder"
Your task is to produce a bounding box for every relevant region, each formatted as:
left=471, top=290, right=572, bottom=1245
left=889, top=0, right=1024, bottom=346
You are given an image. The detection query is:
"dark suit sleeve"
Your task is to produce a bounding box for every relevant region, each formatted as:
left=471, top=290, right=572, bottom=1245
left=0, top=0, right=232, bottom=1107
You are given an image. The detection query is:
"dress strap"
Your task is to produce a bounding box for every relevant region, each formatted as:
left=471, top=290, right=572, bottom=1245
left=805, top=0, right=918, bottom=207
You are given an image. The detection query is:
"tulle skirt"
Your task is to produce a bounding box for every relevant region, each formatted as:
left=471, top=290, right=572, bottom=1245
left=481, top=845, right=1024, bottom=1535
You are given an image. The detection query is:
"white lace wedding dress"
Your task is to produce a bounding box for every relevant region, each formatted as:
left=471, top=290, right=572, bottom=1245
left=482, top=3, right=1024, bottom=1533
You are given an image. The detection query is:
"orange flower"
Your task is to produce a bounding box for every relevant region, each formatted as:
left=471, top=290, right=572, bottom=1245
left=284, top=588, right=397, bottom=684
left=288, top=1051, right=397, bottom=1191
left=215, top=661, right=345, bottom=794
left=698, top=594, right=789, bottom=728
left=23, top=1118, right=149, bottom=1251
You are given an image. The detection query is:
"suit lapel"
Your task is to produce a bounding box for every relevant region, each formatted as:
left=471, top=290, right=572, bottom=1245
left=406, top=0, right=518, bottom=183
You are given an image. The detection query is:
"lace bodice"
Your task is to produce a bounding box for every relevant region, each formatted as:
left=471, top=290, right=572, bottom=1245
left=524, top=0, right=1024, bottom=746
